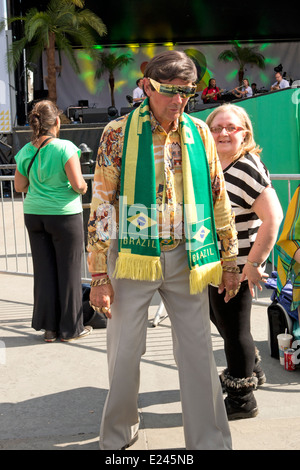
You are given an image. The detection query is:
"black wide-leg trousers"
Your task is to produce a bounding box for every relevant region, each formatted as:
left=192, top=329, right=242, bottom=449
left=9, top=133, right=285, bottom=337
left=25, top=213, right=84, bottom=339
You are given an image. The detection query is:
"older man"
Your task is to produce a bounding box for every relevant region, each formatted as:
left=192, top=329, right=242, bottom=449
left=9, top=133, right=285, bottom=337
left=87, top=50, right=239, bottom=450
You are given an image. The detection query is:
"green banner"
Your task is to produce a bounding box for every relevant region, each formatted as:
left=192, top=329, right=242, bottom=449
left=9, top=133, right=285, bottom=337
left=193, top=88, right=300, bottom=214
left=193, top=88, right=300, bottom=266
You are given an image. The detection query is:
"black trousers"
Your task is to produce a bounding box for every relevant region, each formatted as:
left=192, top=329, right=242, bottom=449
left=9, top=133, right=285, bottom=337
left=209, top=280, right=256, bottom=378
left=25, top=213, right=84, bottom=339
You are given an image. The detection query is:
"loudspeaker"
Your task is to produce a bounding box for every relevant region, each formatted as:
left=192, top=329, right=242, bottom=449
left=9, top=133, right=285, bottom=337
left=34, top=90, right=48, bottom=100
left=78, top=99, right=89, bottom=107
left=120, top=107, right=133, bottom=116
left=81, top=108, right=108, bottom=123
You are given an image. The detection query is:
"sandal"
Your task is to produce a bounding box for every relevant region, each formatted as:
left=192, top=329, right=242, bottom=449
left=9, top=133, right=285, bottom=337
left=61, top=325, right=93, bottom=342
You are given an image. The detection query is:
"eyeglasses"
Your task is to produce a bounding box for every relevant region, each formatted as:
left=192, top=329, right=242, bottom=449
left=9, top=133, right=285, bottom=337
left=148, top=77, right=197, bottom=98
left=210, top=126, right=244, bottom=134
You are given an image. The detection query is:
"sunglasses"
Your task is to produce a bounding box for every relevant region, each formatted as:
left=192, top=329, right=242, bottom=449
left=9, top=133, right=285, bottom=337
left=148, top=78, right=197, bottom=98
left=210, top=126, right=244, bottom=134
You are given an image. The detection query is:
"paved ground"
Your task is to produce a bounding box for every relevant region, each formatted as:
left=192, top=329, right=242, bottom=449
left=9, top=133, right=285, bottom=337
left=1, top=272, right=300, bottom=452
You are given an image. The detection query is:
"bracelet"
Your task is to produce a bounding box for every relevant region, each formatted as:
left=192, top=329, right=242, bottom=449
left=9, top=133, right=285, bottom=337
left=247, top=260, right=261, bottom=267
left=222, top=265, right=240, bottom=273
left=90, top=277, right=111, bottom=287
left=221, top=257, right=237, bottom=263
left=92, top=273, right=108, bottom=278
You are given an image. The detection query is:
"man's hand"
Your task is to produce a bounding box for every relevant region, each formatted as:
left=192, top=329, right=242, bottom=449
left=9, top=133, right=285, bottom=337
left=218, top=270, right=240, bottom=303
left=89, top=284, right=114, bottom=319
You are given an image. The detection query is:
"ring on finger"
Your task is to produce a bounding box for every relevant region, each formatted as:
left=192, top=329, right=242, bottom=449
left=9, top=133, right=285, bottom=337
left=234, top=284, right=241, bottom=295
left=89, top=301, right=101, bottom=313
left=101, top=306, right=110, bottom=314
left=228, top=287, right=239, bottom=297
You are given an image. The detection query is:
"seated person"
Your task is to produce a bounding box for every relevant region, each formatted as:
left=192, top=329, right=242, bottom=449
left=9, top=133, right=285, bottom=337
left=251, top=83, right=258, bottom=95
left=270, top=72, right=290, bottom=91
left=233, top=79, right=253, bottom=98
left=132, top=78, right=145, bottom=107
left=201, top=78, right=221, bottom=103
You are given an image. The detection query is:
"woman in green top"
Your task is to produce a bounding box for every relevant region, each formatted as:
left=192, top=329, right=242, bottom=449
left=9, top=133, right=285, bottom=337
left=14, top=100, right=92, bottom=342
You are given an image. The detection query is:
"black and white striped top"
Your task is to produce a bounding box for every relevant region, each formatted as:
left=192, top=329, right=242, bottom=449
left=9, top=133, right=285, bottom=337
left=223, top=152, right=271, bottom=268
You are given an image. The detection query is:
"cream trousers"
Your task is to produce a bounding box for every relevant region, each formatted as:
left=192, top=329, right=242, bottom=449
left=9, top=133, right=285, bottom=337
left=99, top=241, right=232, bottom=450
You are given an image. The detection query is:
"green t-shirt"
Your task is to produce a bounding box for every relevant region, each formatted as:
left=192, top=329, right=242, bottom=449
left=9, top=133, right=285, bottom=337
left=15, top=138, right=83, bottom=215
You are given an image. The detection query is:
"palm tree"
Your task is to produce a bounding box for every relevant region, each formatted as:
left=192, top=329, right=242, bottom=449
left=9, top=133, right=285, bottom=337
left=0, top=0, right=107, bottom=103
left=218, top=41, right=265, bottom=85
left=95, top=52, right=134, bottom=107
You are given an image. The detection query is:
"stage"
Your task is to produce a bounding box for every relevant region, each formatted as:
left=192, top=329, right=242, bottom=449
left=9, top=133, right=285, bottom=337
left=12, top=122, right=107, bottom=160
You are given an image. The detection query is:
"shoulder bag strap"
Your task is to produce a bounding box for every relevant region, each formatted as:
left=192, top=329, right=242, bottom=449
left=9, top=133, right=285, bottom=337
left=27, top=136, right=53, bottom=177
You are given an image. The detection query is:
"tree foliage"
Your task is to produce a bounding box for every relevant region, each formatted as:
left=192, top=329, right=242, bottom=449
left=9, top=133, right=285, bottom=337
left=218, top=41, right=265, bottom=84
left=0, top=0, right=107, bottom=102
left=95, top=52, right=134, bottom=107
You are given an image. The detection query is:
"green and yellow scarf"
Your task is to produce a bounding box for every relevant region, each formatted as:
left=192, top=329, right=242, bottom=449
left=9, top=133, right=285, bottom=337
left=113, top=98, right=222, bottom=294
left=276, top=185, right=300, bottom=310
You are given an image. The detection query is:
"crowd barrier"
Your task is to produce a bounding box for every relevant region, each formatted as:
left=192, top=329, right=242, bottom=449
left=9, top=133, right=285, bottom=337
left=0, top=171, right=93, bottom=282
left=1, top=171, right=300, bottom=324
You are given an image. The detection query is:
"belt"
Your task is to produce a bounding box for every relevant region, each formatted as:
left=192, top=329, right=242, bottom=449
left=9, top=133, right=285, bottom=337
left=160, top=238, right=185, bottom=252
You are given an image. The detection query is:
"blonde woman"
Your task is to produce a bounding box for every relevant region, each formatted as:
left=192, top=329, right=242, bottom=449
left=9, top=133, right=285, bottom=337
left=206, top=104, right=283, bottom=420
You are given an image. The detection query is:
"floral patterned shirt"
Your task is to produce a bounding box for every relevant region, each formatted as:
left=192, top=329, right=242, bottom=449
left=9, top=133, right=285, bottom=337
left=87, top=112, right=237, bottom=274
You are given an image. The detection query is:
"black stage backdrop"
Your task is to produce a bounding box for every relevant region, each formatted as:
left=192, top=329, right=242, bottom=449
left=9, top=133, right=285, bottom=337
left=12, top=123, right=105, bottom=162
left=9, top=0, right=300, bottom=44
